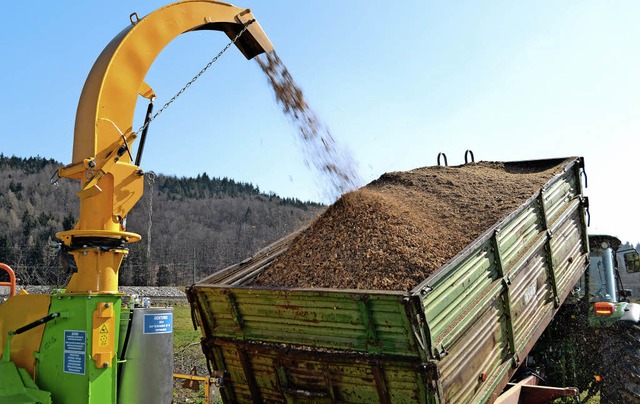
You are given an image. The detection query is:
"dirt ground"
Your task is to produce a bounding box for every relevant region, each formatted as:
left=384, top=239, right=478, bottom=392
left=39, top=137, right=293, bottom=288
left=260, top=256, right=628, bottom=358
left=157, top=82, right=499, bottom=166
left=253, top=160, right=570, bottom=291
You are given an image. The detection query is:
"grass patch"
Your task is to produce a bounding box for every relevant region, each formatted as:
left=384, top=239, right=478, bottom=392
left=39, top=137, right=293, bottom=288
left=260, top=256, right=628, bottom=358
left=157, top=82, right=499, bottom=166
left=173, top=301, right=201, bottom=349
left=171, top=300, right=219, bottom=403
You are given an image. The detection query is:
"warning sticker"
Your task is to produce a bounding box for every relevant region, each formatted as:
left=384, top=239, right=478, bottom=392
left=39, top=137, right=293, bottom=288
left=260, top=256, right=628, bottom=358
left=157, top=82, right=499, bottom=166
left=64, top=330, right=86, bottom=352
left=143, top=313, right=173, bottom=334
left=64, top=352, right=86, bottom=375
left=99, top=324, right=109, bottom=334
left=63, top=330, right=86, bottom=375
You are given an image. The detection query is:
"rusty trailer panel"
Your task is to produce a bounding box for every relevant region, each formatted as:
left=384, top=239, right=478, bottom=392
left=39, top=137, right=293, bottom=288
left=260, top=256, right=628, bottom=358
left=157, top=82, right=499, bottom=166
left=413, top=158, right=588, bottom=403
left=200, top=338, right=436, bottom=403
left=189, top=287, right=423, bottom=357
left=189, top=157, right=589, bottom=403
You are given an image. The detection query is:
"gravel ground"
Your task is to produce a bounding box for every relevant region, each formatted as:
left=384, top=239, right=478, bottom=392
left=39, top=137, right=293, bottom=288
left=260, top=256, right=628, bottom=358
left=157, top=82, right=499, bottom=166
left=0, top=285, right=186, bottom=299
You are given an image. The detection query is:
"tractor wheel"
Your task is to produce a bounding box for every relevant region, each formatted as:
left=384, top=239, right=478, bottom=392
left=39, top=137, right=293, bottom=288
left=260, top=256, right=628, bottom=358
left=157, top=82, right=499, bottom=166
left=600, top=323, right=640, bottom=403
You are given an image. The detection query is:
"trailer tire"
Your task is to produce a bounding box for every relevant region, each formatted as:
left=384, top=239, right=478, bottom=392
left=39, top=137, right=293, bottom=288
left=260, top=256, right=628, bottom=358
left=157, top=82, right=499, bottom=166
left=600, top=324, right=640, bottom=404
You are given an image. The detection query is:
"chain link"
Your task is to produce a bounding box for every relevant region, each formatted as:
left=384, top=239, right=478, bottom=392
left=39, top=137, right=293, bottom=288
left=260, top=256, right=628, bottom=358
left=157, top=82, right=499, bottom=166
left=51, top=22, right=255, bottom=190
left=135, top=20, right=255, bottom=136
left=146, top=171, right=156, bottom=270
left=139, top=18, right=256, bottom=262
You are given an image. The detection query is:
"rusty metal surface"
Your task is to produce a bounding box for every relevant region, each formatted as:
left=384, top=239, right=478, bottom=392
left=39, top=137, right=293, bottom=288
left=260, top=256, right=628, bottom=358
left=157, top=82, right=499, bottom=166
left=412, top=158, right=588, bottom=403
left=495, top=375, right=579, bottom=404
left=435, top=282, right=510, bottom=403
left=201, top=338, right=433, bottom=403
left=191, top=285, right=420, bottom=357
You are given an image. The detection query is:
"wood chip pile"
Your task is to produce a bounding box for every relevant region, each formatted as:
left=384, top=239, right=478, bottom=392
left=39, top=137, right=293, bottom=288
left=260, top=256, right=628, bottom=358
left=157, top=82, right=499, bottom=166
left=252, top=160, right=568, bottom=291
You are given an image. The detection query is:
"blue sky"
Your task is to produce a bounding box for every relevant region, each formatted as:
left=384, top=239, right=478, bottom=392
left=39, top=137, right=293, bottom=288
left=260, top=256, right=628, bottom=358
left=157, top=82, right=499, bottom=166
left=1, top=1, right=639, bottom=243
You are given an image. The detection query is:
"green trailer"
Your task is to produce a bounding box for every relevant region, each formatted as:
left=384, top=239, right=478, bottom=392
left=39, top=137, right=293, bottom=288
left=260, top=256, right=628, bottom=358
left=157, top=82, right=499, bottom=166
left=188, top=157, right=589, bottom=403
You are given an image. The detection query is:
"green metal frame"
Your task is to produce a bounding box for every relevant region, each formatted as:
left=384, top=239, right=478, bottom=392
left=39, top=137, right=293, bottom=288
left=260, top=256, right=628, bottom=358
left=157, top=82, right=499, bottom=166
left=0, top=361, right=52, bottom=404
left=35, top=294, right=122, bottom=404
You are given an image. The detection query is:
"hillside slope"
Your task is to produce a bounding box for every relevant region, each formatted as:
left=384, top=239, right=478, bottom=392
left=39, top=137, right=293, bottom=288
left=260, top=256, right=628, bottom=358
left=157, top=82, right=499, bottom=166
left=0, top=155, right=322, bottom=286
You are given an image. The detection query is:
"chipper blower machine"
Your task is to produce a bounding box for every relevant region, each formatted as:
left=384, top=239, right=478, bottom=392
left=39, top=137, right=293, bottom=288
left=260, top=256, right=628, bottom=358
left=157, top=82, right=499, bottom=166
left=0, top=1, right=273, bottom=402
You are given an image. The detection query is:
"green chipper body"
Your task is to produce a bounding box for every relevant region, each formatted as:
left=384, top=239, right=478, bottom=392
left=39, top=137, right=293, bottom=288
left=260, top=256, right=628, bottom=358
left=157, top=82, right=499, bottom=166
left=188, top=157, right=590, bottom=403
left=0, top=292, right=174, bottom=403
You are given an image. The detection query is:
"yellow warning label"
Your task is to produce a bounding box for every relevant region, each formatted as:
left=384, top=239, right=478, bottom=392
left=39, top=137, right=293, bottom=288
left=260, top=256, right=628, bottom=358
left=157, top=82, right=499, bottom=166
left=92, top=302, right=115, bottom=367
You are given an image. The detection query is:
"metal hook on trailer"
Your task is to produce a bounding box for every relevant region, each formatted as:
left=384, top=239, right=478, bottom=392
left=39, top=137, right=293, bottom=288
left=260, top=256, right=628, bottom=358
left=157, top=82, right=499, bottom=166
left=130, top=12, right=140, bottom=26
left=464, top=150, right=475, bottom=164
left=583, top=196, right=591, bottom=227
left=437, top=152, right=448, bottom=167
left=579, top=157, right=588, bottom=189
left=580, top=168, right=588, bottom=189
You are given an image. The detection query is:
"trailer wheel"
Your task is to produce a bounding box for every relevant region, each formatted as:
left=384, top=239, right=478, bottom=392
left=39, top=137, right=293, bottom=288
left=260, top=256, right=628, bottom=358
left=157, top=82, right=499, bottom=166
left=600, top=324, right=640, bottom=403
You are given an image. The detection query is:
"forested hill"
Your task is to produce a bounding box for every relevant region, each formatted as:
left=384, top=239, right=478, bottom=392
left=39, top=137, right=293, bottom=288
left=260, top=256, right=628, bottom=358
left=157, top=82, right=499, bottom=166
left=0, top=154, right=324, bottom=287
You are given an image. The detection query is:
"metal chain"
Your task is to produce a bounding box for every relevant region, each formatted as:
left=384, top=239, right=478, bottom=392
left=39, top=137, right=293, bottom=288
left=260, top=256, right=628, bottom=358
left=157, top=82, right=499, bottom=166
left=146, top=172, right=156, bottom=271
left=134, top=20, right=255, bottom=136
left=50, top=22, right=255, bottom=190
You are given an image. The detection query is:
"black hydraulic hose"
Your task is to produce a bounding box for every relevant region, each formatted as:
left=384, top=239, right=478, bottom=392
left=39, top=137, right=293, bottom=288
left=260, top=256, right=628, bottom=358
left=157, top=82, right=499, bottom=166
left=13, top=312, right=60, bottom=335
left=117, top=309, right=134, bottom=391
left=135, top=100, right=154, bottom=167
left=119, top=309, right=134, bottom=362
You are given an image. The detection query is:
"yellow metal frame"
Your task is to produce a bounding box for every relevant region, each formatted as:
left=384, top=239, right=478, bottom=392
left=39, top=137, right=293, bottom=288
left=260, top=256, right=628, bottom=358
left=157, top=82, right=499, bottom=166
left=56, top=0, right=273, bottom=294
left=173, top=373, right=221, bottom=403
left=91, top=302, right=116, bottom=368
left=0, top=294, right=51, bottom=380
